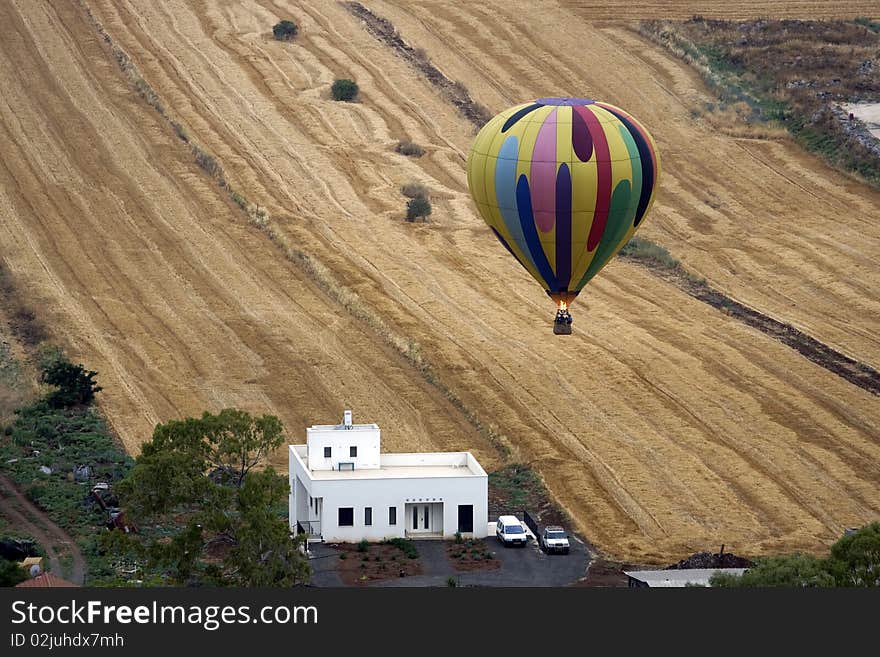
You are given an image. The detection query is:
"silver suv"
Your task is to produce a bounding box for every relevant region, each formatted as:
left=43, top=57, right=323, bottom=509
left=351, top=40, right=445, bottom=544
left=540, top=526, right=570, bottom=554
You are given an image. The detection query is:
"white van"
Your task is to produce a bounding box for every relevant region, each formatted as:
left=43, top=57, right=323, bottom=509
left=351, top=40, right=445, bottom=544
left=496, top=515, right=528, bottom=546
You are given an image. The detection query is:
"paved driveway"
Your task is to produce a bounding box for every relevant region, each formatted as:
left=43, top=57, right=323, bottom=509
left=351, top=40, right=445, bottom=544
left=308, top=534, right=591, bottom=587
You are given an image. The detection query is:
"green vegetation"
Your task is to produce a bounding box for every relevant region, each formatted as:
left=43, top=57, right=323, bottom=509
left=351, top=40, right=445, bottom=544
left=0, top=558, right=27, bottom=587
left=405, top=197, right=432, bottom=222
left=396, top=140, right=425, bottom=157
left=854, top=17, right=880, bottom=34
left=0, top=354, right=133, bottom=584
left=272, top=20, right=298, bottom=41
left=489, top=463, right=569, bottom=528
left=112, top=409, right=309, bottom=586
left=711, top=523, right=880, bottom=587
left=383, top=537, right=419, bottom=559
left=620, top=236, right=679, bottom=269
left=640, top=17, right=880, bottom=187
left=331, top=79, right=359, bottom=102
left=620, top=236, right=705, bottom=284
left=40, top=359, right=101, bottom=409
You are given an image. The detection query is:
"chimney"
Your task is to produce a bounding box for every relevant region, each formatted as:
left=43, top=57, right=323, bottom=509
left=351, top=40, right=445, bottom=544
left=343, top=410, right=353, bottom=429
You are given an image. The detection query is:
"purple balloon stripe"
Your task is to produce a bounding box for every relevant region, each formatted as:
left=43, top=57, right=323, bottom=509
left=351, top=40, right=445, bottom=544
left=571, top=104, right=594, bottom=162
left=555, top=163, right=572, bottom=290
left=530, top=109, right=558, bottom=233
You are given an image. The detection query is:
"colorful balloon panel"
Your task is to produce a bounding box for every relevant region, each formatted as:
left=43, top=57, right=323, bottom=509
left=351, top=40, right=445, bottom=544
left=467, top=97, right=659, bottom=304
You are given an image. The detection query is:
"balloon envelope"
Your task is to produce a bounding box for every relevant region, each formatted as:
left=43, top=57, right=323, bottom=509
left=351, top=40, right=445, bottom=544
left=467, top=97, right=659, bottom=308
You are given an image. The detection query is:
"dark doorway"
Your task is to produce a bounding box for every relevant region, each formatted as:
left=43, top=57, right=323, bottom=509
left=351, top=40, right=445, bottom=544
left=458, top=504, right=474, bottom=533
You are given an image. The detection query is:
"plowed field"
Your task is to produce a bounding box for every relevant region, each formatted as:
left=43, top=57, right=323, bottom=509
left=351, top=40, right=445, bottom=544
left=1, top=0, right=878, bottom=561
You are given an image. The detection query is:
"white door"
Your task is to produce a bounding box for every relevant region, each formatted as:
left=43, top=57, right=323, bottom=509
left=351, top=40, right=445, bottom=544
left=411, top=504, right=431, bottom=533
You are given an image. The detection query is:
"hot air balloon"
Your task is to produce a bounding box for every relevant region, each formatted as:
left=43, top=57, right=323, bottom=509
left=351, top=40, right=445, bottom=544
left=466, top=97, right=659, bottom=334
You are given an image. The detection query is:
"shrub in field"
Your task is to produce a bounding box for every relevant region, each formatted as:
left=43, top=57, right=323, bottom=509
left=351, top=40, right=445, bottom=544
left=401, top=182, right=429, bottom=200
left=272, top=20, right=298, bottom=41
left=331, top=79, right=359, bottom=102
left=406, top=197, right=432, bottom=222
left=40, top=357, right=102, bottom=408
left=396, top=141, right=425, bottom=157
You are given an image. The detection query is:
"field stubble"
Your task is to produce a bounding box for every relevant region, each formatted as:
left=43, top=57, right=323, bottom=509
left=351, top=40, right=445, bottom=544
left=0, top=0, right=878, bottom=561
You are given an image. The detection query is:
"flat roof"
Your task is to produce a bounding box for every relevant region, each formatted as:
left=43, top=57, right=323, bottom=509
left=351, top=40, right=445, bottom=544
left=290, top=445, right=485, bottom=480
left=308, top=423, right=378, bottom=432
left=624, top=568, right=747, bottom=587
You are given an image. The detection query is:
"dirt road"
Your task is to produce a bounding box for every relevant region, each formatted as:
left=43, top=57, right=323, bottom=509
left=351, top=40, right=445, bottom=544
left=1, top=0, right=878, bottom=561
left=0, top=474, right=86, bottom=584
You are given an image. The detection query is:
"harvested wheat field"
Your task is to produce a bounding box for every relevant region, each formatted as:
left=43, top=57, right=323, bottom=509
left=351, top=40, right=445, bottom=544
left=558, top=1, right=880, bottom=20
left=1, top=0, right=878, bottom=562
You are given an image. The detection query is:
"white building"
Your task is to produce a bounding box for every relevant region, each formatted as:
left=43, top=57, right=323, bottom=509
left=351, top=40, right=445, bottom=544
left=289, top=411, right=488, bottom=542
left=624, top=568, right=748, bottom=587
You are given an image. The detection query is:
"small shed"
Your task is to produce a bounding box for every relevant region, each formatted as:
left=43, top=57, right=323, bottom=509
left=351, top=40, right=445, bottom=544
left=19, top=556, right=43, bottom=572
left=624, top=568, right=747, bottom=588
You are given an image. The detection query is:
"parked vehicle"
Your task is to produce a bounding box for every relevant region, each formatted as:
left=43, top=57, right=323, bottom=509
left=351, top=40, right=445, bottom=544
left=496, top=515, right=528, bottom=546
left=540, top=526, right=570, bottom=554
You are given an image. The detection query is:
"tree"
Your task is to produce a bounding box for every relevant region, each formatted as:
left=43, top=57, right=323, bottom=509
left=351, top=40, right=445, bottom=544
left=224, top=469, right=311, bottom=586
left=331, top=79, right=359, bottom=102
left=0, top=557, right=27, bottom=587
left=406, top=197, right=432, bottom=222
left=828, top=522, right=880, bottom=586
left=39, top=358, right=102, bottom=408
left=272, top=20, right=298, bottom=41
left=115, top=409, right=309, bottom=586
left=710, top=553, right=836, bottom=587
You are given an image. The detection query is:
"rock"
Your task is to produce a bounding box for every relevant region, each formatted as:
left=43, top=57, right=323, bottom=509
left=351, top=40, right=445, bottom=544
left=39, top=465, right=52, bottom=475
left=73, top=464, right=92, bottom=482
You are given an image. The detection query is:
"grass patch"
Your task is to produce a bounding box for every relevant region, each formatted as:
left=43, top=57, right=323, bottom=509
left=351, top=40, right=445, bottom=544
left=620, top=236, right=705, bottom=284
left=0, top=392, right=134, bottom=584
left=854, top=17, right=880, bottom=34
left=639, top=17, right=880, bottom=186
left=489, top=464, right=569, bottom=527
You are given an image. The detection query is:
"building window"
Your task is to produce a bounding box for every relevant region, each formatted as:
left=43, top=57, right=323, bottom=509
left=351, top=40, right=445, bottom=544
left=365, top=507, right=372, bottom=526
left=324, top=446, right=331, bottom=458
left=458, top=505, right=474, bottom=533
left=389, top=506, right=397, bottom=525
left=350, top=445, right=357, bottom=457
left=338, top=507, right=354, bottom=527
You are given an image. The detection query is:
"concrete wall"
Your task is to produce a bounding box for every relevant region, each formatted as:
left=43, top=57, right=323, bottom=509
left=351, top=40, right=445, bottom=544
left=306, top=426, right=381, bottom=471
left=290, top=446, right=488, bottom=542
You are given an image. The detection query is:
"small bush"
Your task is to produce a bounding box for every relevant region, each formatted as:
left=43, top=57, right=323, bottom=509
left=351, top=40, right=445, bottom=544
left=231, top=191, right=247, bottom=210
left=331, top=79, right=359, bottom=102
left=406, top=197, right=432, bottom=222
left=384, top=537, right=418, bottom=559
left=446, top=576, right=457, bottom=587
left=401, top=182, right=429, bottom=200
left=357, top=538, right=369, bottom=553
left=40, top=358, right=102, bottom=408
left=454, top=531, right=463, bottom=544
left=396, top=141, right=425, bottom=157
left=338, top=552, right=347, bottom=560
left=272, top=20, right=298, bottom=41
